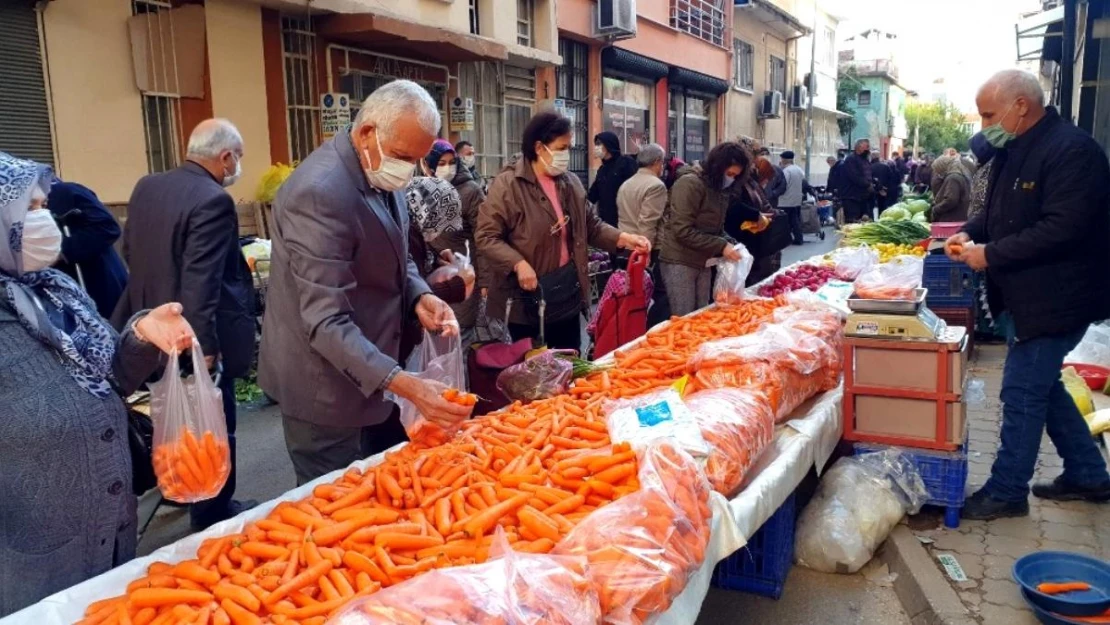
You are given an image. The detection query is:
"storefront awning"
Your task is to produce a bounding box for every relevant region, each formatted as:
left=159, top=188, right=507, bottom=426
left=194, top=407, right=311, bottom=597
left=813, top=103, right=853, bottom=119
left=316, top=13, right=509, bottom=63
left=735, top=0, right=810, bottom=40
left=1015, top=6, right=1064, bottom=62
left=602, top=47, right=670, bottom=81
left=669, top=67, right=730, bottom=96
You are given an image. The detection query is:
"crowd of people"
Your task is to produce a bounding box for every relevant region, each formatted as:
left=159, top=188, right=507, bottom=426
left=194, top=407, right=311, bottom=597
left=3, top=67, right=1110, bottom=615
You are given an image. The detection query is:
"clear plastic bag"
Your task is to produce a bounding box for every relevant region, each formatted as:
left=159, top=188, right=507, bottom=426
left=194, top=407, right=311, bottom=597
left=148, top=340, right=230, bottom=503
left=827, top=245, right=879, bottom=281
left=390, top=331, right=467, bottom=447
left=795, top=450, right=929, bottom=574
left=1065, top=323, right=1110, bottom=369
left=328, top=532, right=601, bottom=625
left=427, top=243, right=473, bottom=286
left=554, top=441, right=712, bottom=625
left=603, top=388, right=710, bottom=459
left=496, top=349, right=574, bottom=402
left=712, top=243, right=755, bottom=305
left=854, top=255, right=923, bottom=300
left=683, top=388, right=775, bottom=496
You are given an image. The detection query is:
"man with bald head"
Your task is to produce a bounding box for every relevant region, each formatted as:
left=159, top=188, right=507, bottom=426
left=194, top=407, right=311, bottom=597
left=115, top=118, right=258, bottom=527
left=946, top=70, right=1110, bottom=520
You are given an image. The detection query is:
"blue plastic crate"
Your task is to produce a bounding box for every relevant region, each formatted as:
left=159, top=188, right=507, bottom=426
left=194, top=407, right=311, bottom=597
left=712, top=493, right=796, bottom=599
left=854, top=443, right=969, bottom=528
left=923, top=254, right=976, bottom=308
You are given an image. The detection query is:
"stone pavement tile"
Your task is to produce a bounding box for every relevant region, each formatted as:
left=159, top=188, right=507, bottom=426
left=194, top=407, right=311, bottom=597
left=1041, top=521, right=1099, bottom=547
left=1035, top=505, right=1093, bottom=526
left=981, top=578, right=1027, bottom=610
left=986, top=516, right=1042, bottom=541
left=932, top=531, right=986, bottom=555
left=1038, top=539, right=1101, bottom=556
left=982, top=554, right=1016, bottom=580
left=958, top=591, right=982, bottom=607
left=978, top=602, right=1040, bottom=625
left=984, top=535, right=1039, bottom=558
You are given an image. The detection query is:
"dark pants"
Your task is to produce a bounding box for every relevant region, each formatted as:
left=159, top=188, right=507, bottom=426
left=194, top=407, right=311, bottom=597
left=283, top=407, right=408, bottom=486
left=783, top=205, right=803, bottom=244
left=647, top=257, right=670, bottom=329
left=983, top=322, right=1110, bottom=502
left=841, top=198, right=868, bottom=223
left=190, top=374, right=238, bottom=526
left=509, top=315, right=582, bottom=353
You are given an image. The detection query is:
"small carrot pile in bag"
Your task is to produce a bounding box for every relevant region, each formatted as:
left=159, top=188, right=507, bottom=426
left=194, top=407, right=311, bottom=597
left=148, top=339, right=231, bottom=503
left=853, top=255, right=923, bottom=301
left=390, top=331, right=475, bottom=448
left=684, top=388, right=775, bottom=496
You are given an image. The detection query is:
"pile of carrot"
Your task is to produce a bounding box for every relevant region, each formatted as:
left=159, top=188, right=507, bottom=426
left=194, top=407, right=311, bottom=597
left=79, top=298, right=844, bottom=625
left=404, top=388, right=480, bottom=447
left=684, top=388, right=776, bottom=496
left=152, top=430, right=231, bottom=503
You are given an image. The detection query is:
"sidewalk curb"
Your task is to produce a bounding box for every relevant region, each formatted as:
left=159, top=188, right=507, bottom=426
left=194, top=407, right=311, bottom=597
left=881, top=525, right=978, bottom=625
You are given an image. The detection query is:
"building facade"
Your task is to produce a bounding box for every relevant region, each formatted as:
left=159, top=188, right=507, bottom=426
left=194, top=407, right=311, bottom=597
left=555, top=0, right=733, bottom=184
left=0, top=0, right=559, bottom=203
left=839, top=30, right=909, bottom=159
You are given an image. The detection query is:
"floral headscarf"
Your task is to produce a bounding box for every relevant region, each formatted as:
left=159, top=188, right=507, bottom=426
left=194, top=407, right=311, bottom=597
left=0, top=151, right=116, bottom=397
left=404, top=176, right=463, bottom=241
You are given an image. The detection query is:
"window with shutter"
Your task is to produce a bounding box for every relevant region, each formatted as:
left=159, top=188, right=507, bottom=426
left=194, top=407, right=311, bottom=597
left=0, top=0, right=55, bottom=167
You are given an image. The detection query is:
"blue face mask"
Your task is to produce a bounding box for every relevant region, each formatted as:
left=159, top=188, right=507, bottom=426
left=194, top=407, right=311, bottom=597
left=721, top=174, right=735, bottom=189
left=981, top=101, right=1019, bottom=149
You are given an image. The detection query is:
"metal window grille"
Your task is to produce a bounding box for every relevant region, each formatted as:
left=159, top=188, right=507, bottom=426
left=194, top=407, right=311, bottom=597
left=769, top=55, right=787, bottom=94
left=133, top=0, right=181, bottom=173
left=516, top=0, right=534, bottom=47
left=505, top=64, right=535, bottom=167
left=469, top=0, right=480, bottom=35
left=734, top=39, right=754, bottom=91
left=858, top=90, right=871, bottom=106
left=282, top=16, right=320, bottom=163
left=458, top=62, right=505, bottom=181
left=556, top=38, right=590, bottom=185
left=670, top=0, right=725, bottom=47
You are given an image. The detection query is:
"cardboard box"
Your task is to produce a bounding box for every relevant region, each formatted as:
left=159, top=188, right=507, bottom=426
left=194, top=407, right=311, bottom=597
left=853, top=395, right=966, bottom=445
left=853, top=337, right=968, bottom=394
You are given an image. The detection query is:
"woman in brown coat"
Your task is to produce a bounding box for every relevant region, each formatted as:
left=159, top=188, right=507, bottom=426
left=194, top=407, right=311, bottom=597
left=929, top=154, right=972, bottom=222
left=476, top=112, right=650, bottom=352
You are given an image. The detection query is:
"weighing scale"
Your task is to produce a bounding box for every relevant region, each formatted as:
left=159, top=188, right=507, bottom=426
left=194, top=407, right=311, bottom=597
left=844, top=288, right=948, bottom=340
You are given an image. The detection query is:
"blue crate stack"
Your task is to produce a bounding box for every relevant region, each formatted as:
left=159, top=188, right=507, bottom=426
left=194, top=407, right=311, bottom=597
left=923, top=253, right=976, bottom=309
left=711, top=493, right=797, bottom=599
left=854, top=443, right=969, bottom=528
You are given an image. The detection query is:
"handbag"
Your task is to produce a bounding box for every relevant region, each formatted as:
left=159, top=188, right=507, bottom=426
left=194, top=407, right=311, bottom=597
left=127, top=404, right=158, bottom=496
left=521, top=262, right=583, bottom=325
left=737, top=209, right=791, bottom=258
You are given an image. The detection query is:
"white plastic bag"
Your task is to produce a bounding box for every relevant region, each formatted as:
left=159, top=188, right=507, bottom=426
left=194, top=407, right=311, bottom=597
left=712, top=243, right=755, bottom=305
left=604, top=388, right=710, bottom=459
left=828, top=245, right=878, bottom=281
left=854, top=255, right=923, bottom=300
left=148, top=340, right=230, bottom=503
left=795, top=450, right=929, bottom=574
left=389, top=330, right=467, bottom=446
left=1065, top=323, right=1110, bottom=369
left=427, top=242, right=473, bottom=286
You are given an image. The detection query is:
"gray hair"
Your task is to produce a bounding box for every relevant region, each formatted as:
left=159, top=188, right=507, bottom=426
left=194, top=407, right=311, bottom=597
left=981, top=69, right=1045, bottom=107
left=636, top=143, right=665, bottom=168
left=352, top=79, right=441, bottom=141
left=186, top=119, right=242, bottom=159
left=826, top=156, right=837, bottom=164
left=854, top=138, right=870, bottom=149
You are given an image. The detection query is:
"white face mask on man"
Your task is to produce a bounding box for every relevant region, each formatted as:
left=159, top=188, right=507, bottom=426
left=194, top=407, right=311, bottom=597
left=222, top=154, right=242, bottom=188
left=22, top=206, right=62, bottom=272
left=363, top=130, right=415, bottom=192
left=461, top=154, right=476, bottom=169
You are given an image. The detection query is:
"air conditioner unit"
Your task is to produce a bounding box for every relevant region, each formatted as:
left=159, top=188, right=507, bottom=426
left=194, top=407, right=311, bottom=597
left=595, top=0, right=637, bottom=40
left=789, top=85, right=808, bottom=111
left=804, top=72, right=817, bottom=93
left=760, top=91, right=783, bottom=118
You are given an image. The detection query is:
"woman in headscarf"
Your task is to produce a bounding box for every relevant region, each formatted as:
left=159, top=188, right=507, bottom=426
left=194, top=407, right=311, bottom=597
left=967, top=132, right=996, bottom=221
left=404, top=175, right=472, bottom=306
left=0, top=152, right=195, bottom=616
left=929, top=154, right=972, bottom=222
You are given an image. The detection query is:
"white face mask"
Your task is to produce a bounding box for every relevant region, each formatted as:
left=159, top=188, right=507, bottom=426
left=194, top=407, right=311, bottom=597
left=22, top=208, right=62, bottom=272
left=435, top=164, right=455, bottom=181
left=542, top=144, right=570, bottom=176
left=363, top=130, right=415, bottom=192
left=222, top=154, right=242, bottom=188
left=593, top=145, right=604, bottom=159
left=461, top=154, right=476, bottom=168
left=721, top=174, right=736, bottom=189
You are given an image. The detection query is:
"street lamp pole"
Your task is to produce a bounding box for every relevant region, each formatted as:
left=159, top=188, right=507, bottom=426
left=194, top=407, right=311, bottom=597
left=804, top=11, right=817, bottom=180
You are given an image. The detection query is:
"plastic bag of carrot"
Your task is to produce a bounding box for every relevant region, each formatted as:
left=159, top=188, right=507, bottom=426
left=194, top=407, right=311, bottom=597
left=148, top=339, right=230, bottom=503
left=684, top=388, right=775, bottom=496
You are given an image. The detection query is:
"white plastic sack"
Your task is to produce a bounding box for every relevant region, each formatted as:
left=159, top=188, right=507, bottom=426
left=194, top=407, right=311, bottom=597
left=711, top=243, right=755, bottom=305
left=795, top=449, right=929, bottom=574
left=604, top=388, right=711, bottom=459
left=1065, top=323, right=1110, bottom=369
left=827, top=246, right=878, bottom=281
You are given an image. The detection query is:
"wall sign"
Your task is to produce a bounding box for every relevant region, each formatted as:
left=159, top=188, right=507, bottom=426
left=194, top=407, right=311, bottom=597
left=321, top=93, right=351, bottom=140
left=450, top=97, right=474, bottom=132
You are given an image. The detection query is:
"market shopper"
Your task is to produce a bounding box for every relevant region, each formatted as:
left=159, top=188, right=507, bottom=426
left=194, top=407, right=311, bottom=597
left=47, top=177, right=128, bottom=318
left=913, top=154, right=933, bottom=192
left=662, top=154, right=687, bottom=189
left=757, top=147, right=788, bottom=208
left=476, top=112, right=650, bottom=352
left=778, top=151, right=806, bottom=245
left=404, top=176, right=473, bottom=320
left=929, top=154, right=972, bottom=222
left=454, top=140, right=480, bottom=181
left=948, top=70, right=1110, bottom=520
left=870, top=155, right=895, bottom=213
left=587, top=131, right=638, bottom=227
left=840, top=140, right=874, bottom=223
left=0, top=152, right=197, bottom=617
left=617, top=143, right=670, bottom=326
left=967, top=131, right=995, bottom=220
left=658, top=141, right=752, bottom=316
left=113, top=118, right=257, bottom=528
left=259, top=80, right=471, bottom=486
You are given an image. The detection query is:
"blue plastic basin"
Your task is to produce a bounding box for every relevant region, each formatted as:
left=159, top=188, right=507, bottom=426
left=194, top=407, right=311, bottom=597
left=1021, top=589, right=1092, bottom=625
left=1013, top=551, right=1110, bottom=617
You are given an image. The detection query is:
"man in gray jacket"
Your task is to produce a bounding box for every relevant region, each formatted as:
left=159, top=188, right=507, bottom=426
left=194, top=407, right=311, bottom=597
left=259, top=80, right=471, bottom=484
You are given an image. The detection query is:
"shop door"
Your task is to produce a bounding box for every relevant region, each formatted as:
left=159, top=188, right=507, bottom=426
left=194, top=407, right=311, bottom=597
left=602, top=77, right=651, bottom=155
left=331, top=47, right=449, bottom=133
left=556, top=38, right=590, bottom=185
left=668, top=91, right=712, bottom=164
left=0, top=0, right=54, bottom=166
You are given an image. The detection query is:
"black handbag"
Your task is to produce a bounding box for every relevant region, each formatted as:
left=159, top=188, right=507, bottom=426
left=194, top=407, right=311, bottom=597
left=736, top=209, right=792, bottom=258
left=127, top=403, right=158, bottom=496
left=521, top=262, right=583, bottom=325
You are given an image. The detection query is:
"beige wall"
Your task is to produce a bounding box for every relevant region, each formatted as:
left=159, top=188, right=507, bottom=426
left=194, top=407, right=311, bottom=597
left=726, top=12, right=792, bottom=149
left=43, top=0, right=147, bottom=203
left=206, top=0, right=272, bottom=202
